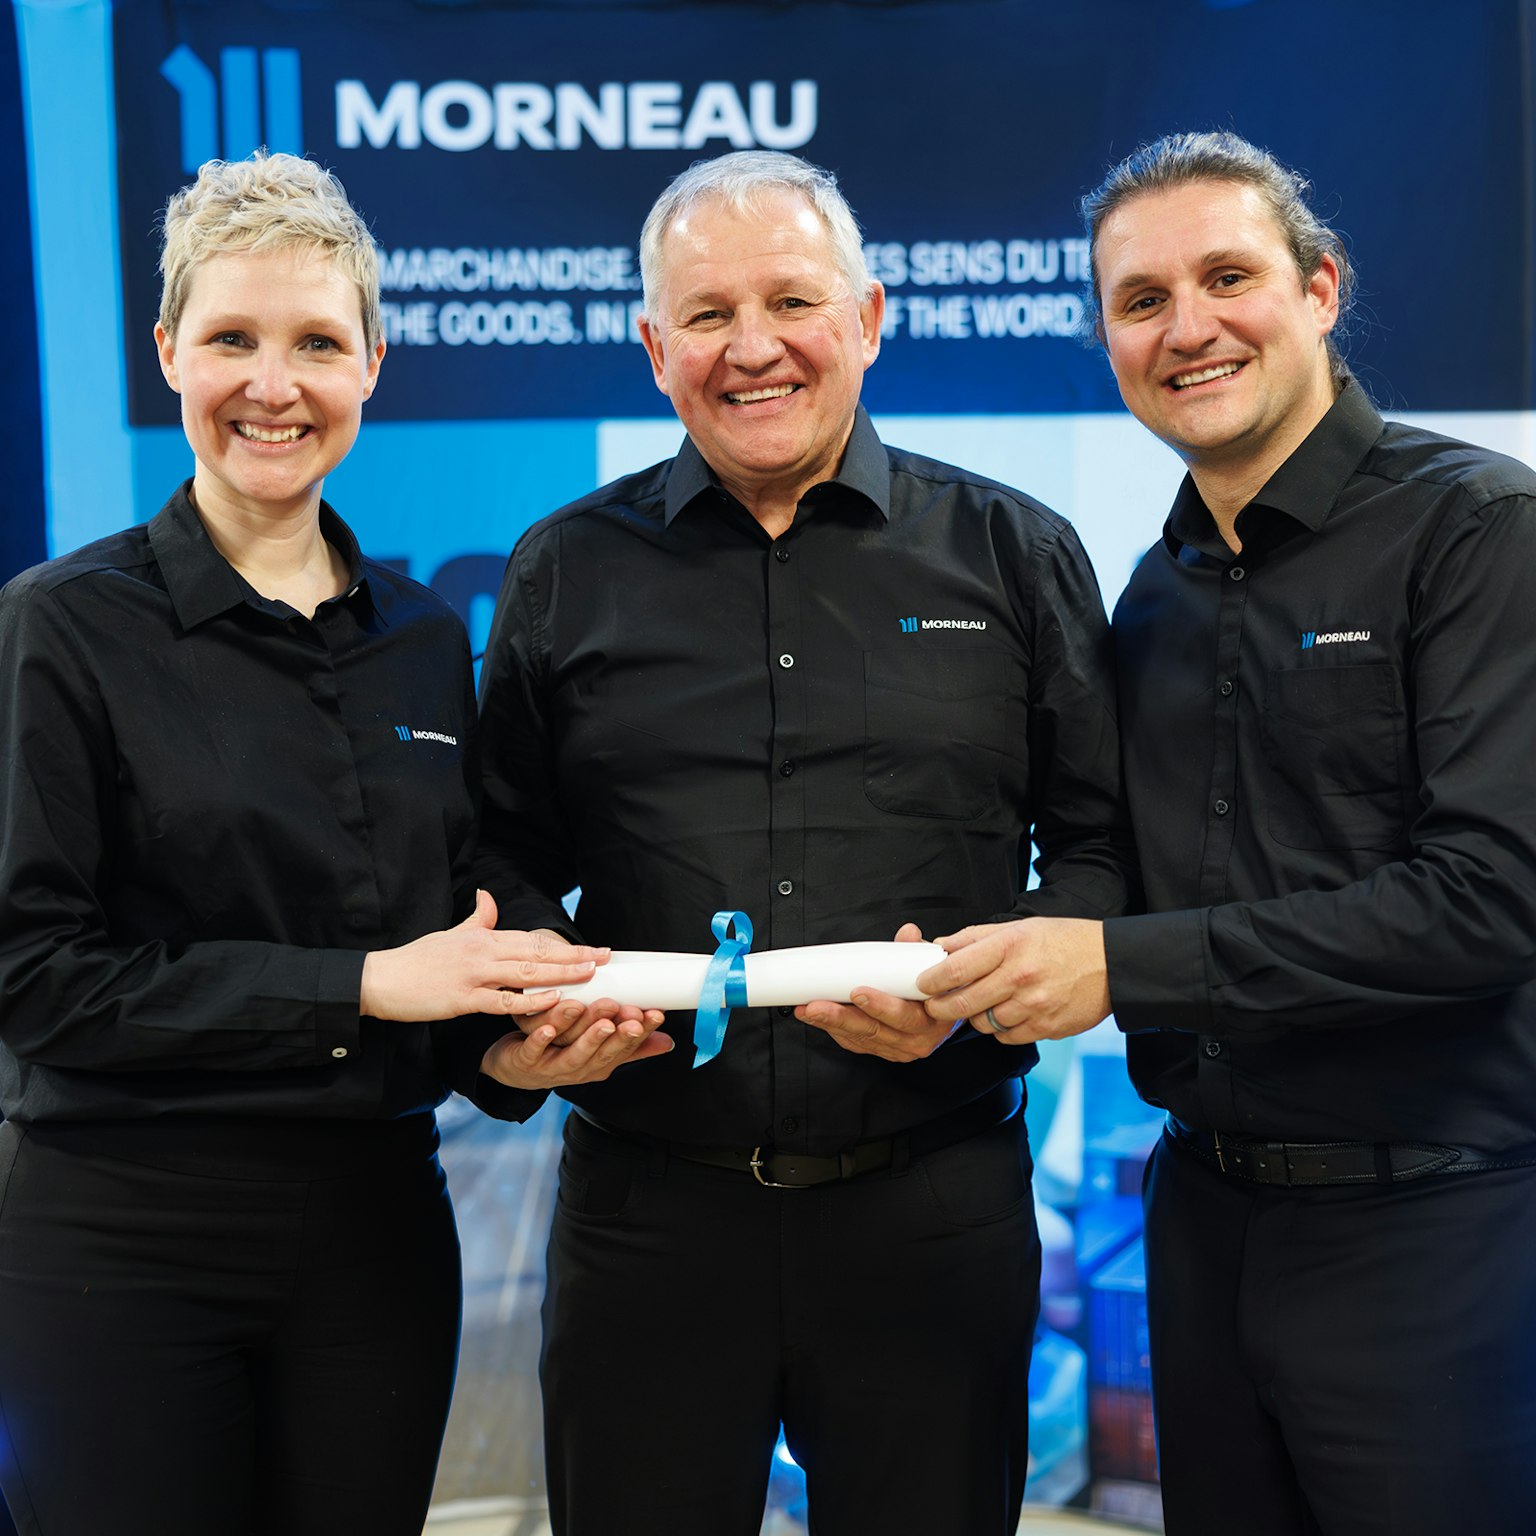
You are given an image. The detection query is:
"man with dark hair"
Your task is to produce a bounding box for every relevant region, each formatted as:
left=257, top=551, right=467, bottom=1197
left=475, top=148, right=1133, bottom=1536
left=919, top=130, right=1536, bottom=1533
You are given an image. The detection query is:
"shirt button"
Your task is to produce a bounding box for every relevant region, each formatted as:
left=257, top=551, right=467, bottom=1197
left=1228, top=566, right=1246, bottom=582
left=779, top=759, right=796, bottom=777
left=780, top=1117, right=798, bottom=1134
left=1203, top=1040, right=1223, bottom=1059
left=774, top=546, right=791, bottom=563
left=331, top=1046, right=349, bottom=1059
left=1219, top=679, right=1235, bottom=697
left=1213, top=799, right=1230, bottom=816
left=777, top=1006, right=794, bottom=1017
left=777, top=879, right=794, bottom=896
left=778, top=653, right=794, bottom=669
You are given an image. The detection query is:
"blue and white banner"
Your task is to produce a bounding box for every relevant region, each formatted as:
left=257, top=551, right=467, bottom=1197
left=110, top=0, right=1536, bottom=425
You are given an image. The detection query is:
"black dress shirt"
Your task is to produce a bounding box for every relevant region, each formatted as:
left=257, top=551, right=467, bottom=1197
left=0, top=484, right=528, bottom=1133
left=477, top=407, right=1134, bottom=1154
left=1105, top=384, right=1536, bottom=1150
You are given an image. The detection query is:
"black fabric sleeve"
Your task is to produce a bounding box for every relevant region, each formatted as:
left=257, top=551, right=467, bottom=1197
left=475, top=529, right=587, bottom=941
left=429, top=646, right=549, bottom=1123
left=1008, top=520, right=1140, bottom=923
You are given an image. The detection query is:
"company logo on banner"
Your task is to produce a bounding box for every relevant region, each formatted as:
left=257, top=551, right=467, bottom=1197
left=161, top=45, right=302, bottom=172
left=161, top=45, right=812, bottom=163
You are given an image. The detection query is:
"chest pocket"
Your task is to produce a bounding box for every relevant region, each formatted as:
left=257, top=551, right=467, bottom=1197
left=1261, top=663, right=1406, bottom=850
left=863, top=648, right=1017, bottom=820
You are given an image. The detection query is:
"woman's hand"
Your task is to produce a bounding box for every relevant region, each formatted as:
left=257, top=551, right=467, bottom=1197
left=359, top=890, right=611, bottom=1021
left=480, top=999, right=673, bottom=1088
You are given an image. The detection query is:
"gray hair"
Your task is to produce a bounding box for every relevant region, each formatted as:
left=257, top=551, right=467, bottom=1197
left=1079, top=130, right=1355, bottom=382
left=159, top=150, right=381, bottom=350
left=639, top=150, right=872, bottom=317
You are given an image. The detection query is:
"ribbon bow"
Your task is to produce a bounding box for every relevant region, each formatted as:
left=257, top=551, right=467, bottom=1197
left=693, top=909, right=753, bottom=1068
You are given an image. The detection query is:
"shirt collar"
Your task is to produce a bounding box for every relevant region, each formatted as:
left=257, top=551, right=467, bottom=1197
left=1163, top=381, right=1385, bottom=556
left=148, top=480, right=375, bottom=630
left=662, top=404, right=891, bottom=526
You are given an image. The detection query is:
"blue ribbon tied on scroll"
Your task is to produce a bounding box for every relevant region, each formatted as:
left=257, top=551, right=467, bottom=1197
left=693, top=910, right=754, bottom=1067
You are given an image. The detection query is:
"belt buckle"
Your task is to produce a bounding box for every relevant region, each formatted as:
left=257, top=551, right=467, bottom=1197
left=750, top=1146, right=805, bottom=1189
left=1220, top=1134, right=1292, bottom=1185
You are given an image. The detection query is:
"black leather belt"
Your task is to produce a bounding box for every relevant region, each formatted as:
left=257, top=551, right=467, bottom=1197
left=573, top=1082, right=1019, bottom=1189
left=1164, top=1117, right=1504, bottom=1186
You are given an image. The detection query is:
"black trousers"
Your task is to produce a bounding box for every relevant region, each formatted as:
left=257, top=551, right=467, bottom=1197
left=0, top=1118, right=461, bottom=1536
left=540, top=1108, right=1041, bottom=1536
left=1144, top=1130, right=1536, bottom=1536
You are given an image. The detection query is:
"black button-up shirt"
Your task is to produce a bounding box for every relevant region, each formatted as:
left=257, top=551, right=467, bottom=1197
left=0, top=484, right=521, bottom=1130
left=1105, top=384, right=1536, bottom=1150
left=477, top=407, right=1134, bottom=1153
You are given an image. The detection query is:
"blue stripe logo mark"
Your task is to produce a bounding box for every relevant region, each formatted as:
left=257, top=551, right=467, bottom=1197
left=160, top=45, right=303, bottom=174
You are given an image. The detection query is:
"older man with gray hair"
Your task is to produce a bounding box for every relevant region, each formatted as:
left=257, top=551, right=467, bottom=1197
left=475, top=149, right=1133, bottom=1536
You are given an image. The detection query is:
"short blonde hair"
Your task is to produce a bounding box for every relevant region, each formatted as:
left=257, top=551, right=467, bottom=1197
left=158, top=150, right=381, bottom=349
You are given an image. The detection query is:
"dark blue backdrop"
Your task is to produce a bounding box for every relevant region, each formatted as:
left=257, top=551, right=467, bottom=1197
left=2, top=9, right=45, bottom=584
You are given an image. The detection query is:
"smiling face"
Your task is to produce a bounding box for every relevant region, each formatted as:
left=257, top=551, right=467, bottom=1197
left=1096, top=179, right=1339, bottom=489
left=156, top=245, right=384, bottom=525
left=637, top=189, right=884, bottom=524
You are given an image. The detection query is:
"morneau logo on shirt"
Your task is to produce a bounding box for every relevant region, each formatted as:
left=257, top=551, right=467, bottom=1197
left=898, top=616, right=988, bottom=633
left=1300, top=629, right=1371, bottom=649
left=394, top=725, right=459, bottom=745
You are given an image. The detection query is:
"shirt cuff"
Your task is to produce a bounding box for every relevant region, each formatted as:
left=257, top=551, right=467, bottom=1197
left=314, top=949, right=366, bottom=1063
left=494, top=898, right=584, bottom=944
left=1103, top=910, right=1212, bottom=1035
left=435, top=1016, right=549, bottom=1123
left=464, top=1075, right=548, bottom=1124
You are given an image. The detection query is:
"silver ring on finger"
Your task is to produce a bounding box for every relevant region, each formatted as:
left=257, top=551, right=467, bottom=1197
left=984, top=1006, right=1006, bottom=1033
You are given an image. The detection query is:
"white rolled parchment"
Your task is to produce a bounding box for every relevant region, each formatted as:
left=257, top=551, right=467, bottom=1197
left=558, top=941, right=948, bottom=1010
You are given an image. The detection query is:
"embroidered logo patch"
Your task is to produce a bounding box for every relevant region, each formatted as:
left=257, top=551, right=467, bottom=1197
left=898, top=616, right=988, bottom=633
left=1300, top=629, right=1370, bottom=649
left=394, top=725, right=459, bottom=744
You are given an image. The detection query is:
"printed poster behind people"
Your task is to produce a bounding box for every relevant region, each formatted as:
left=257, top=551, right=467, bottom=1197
left=111, top=0, right=1533, bottom=429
